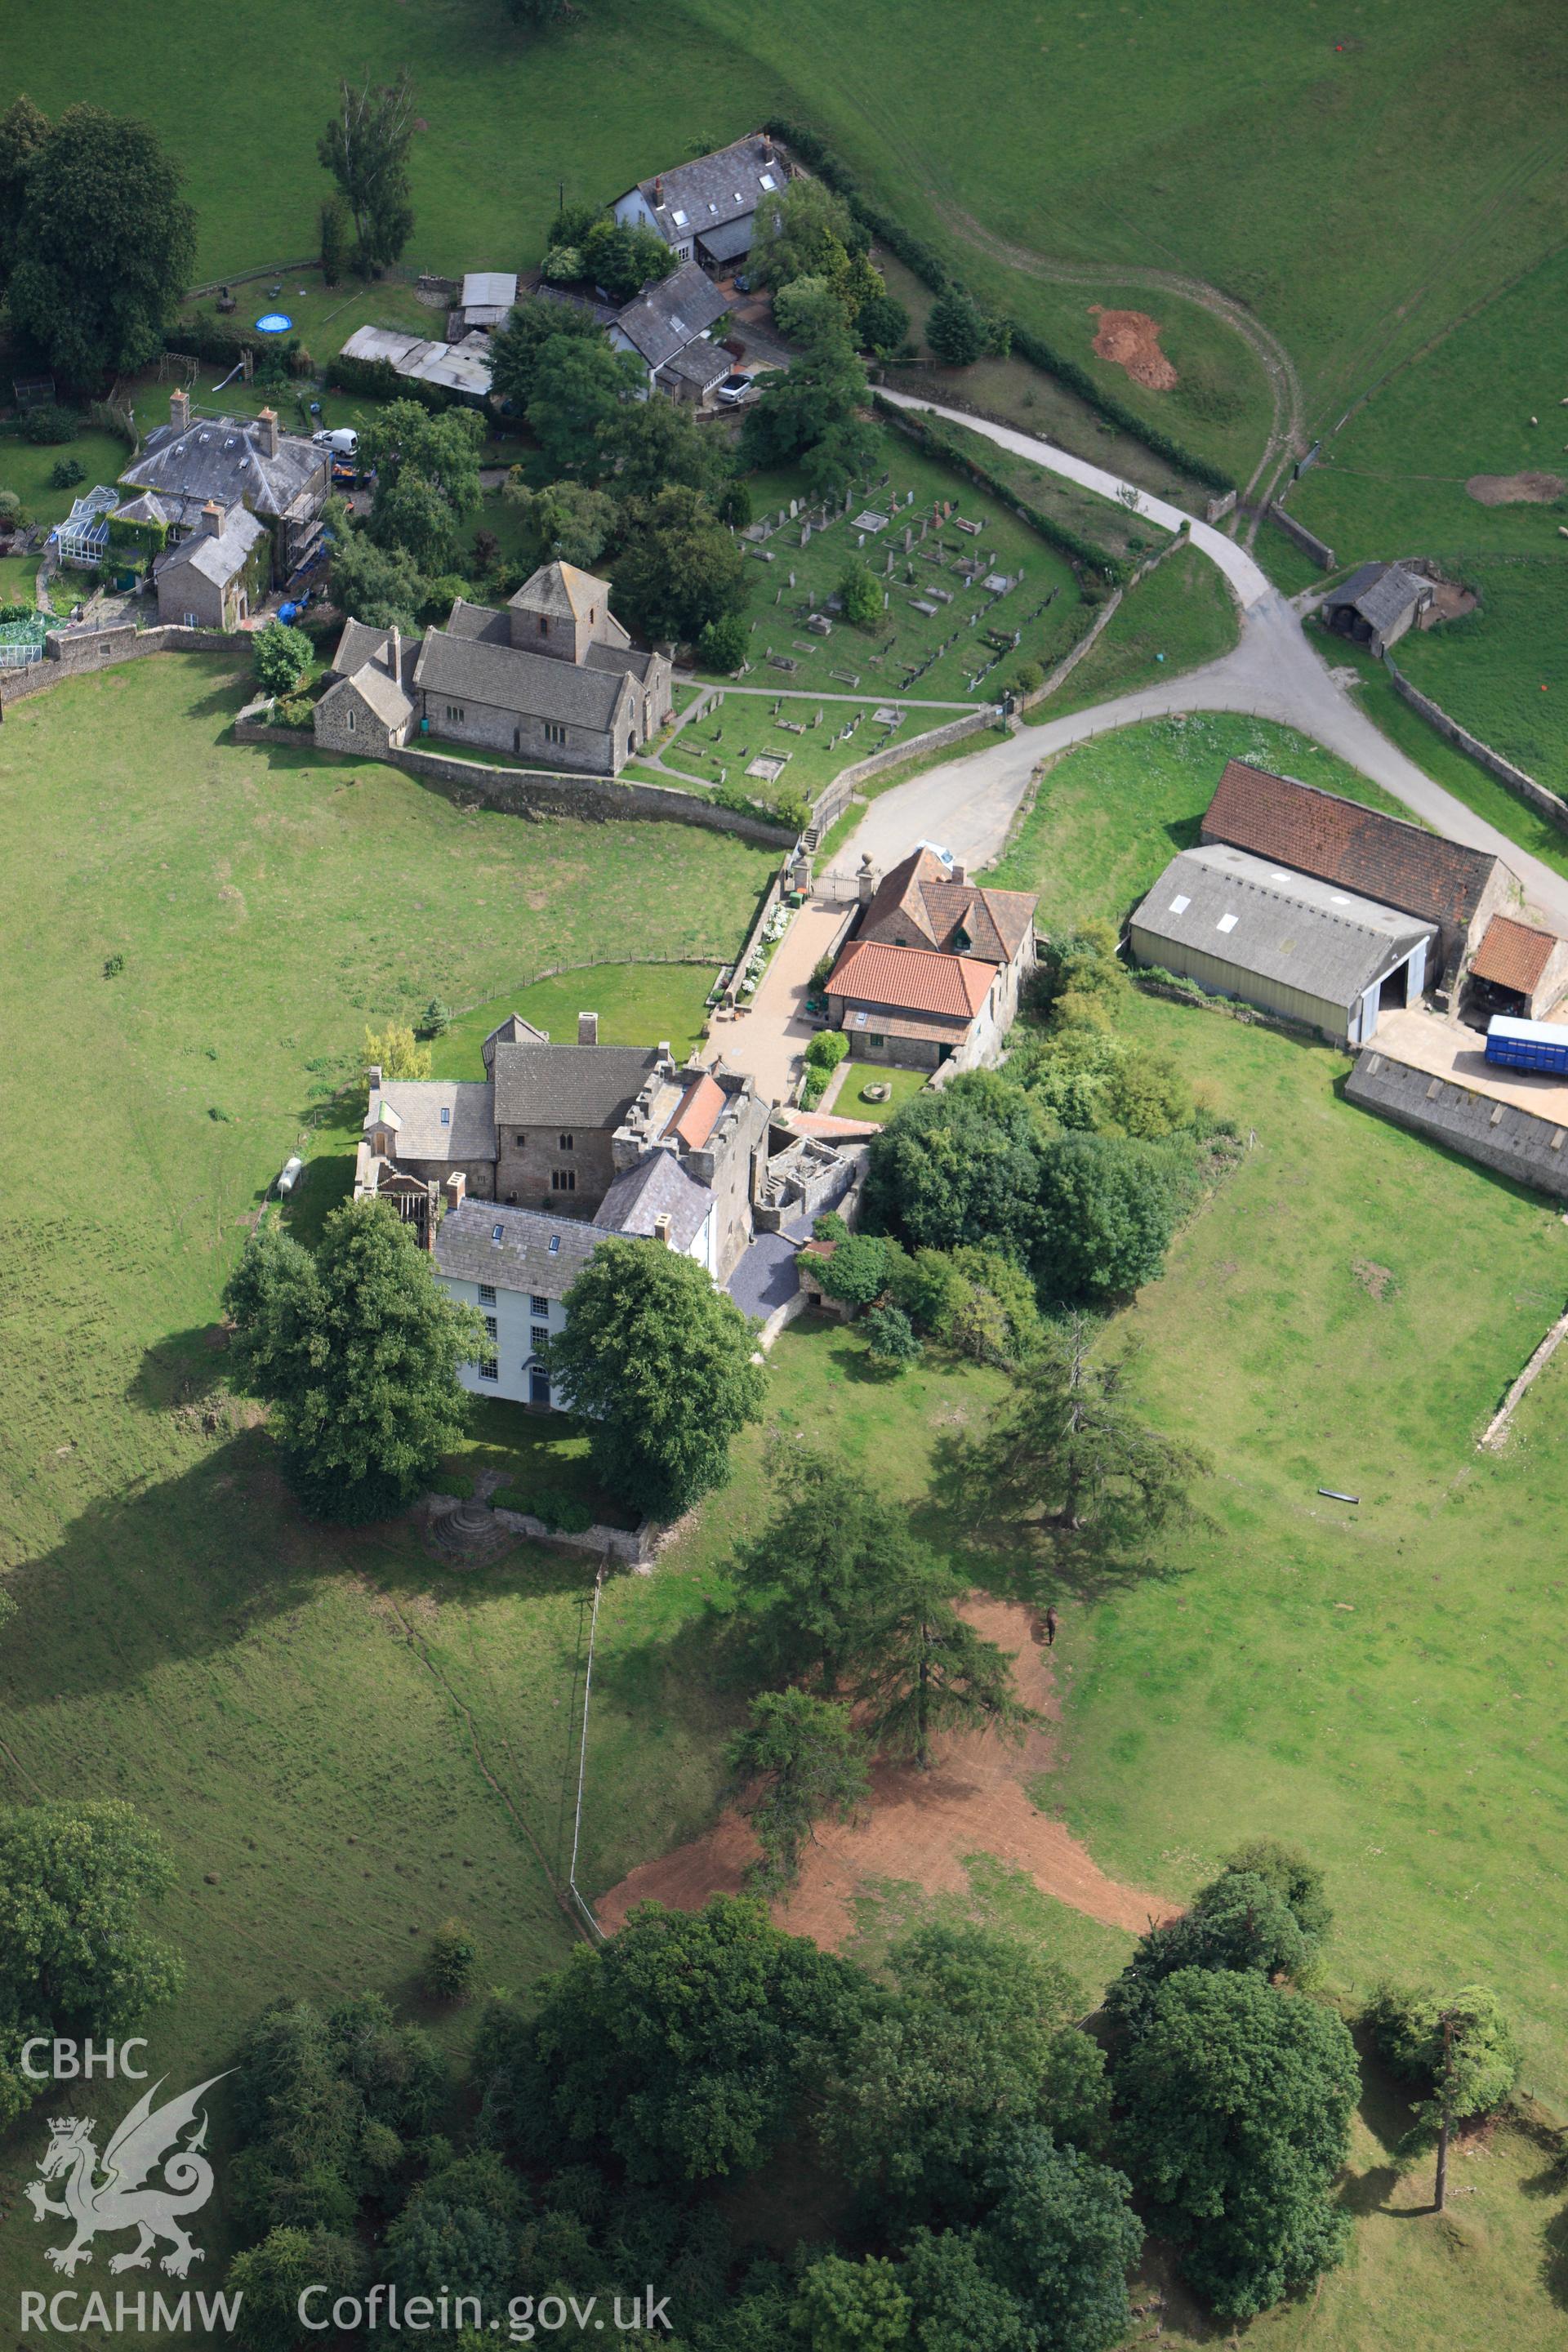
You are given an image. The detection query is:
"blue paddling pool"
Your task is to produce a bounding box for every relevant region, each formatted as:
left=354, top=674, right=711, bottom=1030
left=255, top=311, right=292, bottom=333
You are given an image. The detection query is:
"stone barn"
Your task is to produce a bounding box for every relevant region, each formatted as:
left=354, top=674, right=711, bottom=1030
left=1321, top=561, right=1432, bottom=657
left=1464, top=913, right=1568, bottom=1025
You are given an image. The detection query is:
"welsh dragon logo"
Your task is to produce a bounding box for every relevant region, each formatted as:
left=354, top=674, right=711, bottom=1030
left=24, top=2074, right=229, bottom=2278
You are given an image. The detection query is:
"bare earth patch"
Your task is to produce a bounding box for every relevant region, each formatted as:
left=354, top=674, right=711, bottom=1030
left=596, top=1597, right=1178, bottom=1946
left=1352, top=1257, right=1399, bottom=1301
left=1089, top=305, right=1178, bottom=391
left=1465, top=471, right=1564, bottom=506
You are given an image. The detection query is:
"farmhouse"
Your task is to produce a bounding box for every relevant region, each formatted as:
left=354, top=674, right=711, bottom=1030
left=315, top=560, right=672, bottom=773
left=1321, top=561, right=1432, bottom=657
left=1200, top=758, right=1517, bottom=982
left=820, top=846, right=1039, bottom=1071
left=612, top=131, right=791, bottom=273
left=116, top=393, right=329, bottom=585
left=1130, top=844, right=1437, bottom=1047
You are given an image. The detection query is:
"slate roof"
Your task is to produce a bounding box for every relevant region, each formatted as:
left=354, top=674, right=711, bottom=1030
left=696, top=215, right=755, bottom=265
left=366, top=1081, right=497, bottom=1161
left=332, top=617, right=399, bottom=676
left=434, top=1199, right=599, bottom=1296
left=625, top=133, right=785, bottom=247
left=1470, top=914, right=1562, bottom=994
left=1327, top=560, right=1428, bottom=633
left=657, top=341, right=733, bottom=394
left=594, top=1151, right=713, bottom=1250
left=122, top=414, right=324, bottom=523
left=612, top=261, right=730, bottom=371
left=481, top=1013, right=551, bottom=1068
left=828, top=939, right=997, bottom=1021
left=858, top=846, right=1036, bottom=963
left=155, top=505, right=267, bottom=588
left=1131, top=844, right=1436, bottom=1009
left=414, top=629, right=634, bottom=733
left=1200, top=760, right=1505, bottom=939
left=333, top=663, right=416, bottom=732
left=492, top=1042, right=661, bottom=1129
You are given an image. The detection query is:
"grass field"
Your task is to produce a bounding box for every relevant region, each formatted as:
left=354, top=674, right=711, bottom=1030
left=1026, top=541, right=1240, bottom=723
left=1386, top=560, right=1568, bottom=791
left=987, top=710, right=1416, bottom=929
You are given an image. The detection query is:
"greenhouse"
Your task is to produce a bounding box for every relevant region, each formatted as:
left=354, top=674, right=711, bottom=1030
left=55, top=484, right=120, bottom=567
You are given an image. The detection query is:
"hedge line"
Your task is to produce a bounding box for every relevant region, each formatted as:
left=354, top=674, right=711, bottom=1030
left=872, top=394, right=1129, bottom=583
left=765, top=115, right=1234, bottom=497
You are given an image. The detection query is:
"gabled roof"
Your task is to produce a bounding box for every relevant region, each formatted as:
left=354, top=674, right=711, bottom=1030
left=1200, top=760, right=1505, bottom=938
left=122, top=413, right=323, bottom=524
left=858, top=845, right=1036, bottom=962
left=481, top=1013, right=551, bottom=1070
left=1470, top=913, right=1563, bottom=995
left=623, top=132, right=785, bottom=247
left=434, top=1198, right=600, bottom=1295
left=827, top=939, right=998, bottom=1022
left=461, top=270, right=518, bottom=310
left=509, top=559, right=612, bottom=626
left=414, top=629, right=635, bottom=733
left=612, top=261, right=730, bottom=371
left=695, top=214, right=754, bottom=265
left=662, top=1071, right=726, bottom=1150
left=155, top=505, right=267, bottom=587
left=492, top=1042, right=661, bottom=1129
left=332, top=617, right=398, bottom=676
left=365, top=1081, right=496, bottom=1161
left=1131, top=844, right=1435, bottom=1009
left=1328, top=560, right=1428, bottom=631
left=594, top=1150, right=712, bottom=1250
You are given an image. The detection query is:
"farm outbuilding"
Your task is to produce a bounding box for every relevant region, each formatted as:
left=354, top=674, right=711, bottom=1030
left=1130, top=844, right=1437, bottom=1046
left=1466, top=912, right=1568, bottom=1024
left=1321, top=560, right=1432, bottom=657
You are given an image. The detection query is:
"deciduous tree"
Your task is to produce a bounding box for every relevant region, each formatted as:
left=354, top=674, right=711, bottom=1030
left=863, top=1070, right=1052, bottom=1263
left=581, top=215, right=675, bottom=305
left=503, top=475, right=617, bottom=570
left=1036, top=1131, right=1188, bottom=1301
left=1365, top=1981, right=1520, bottom=2207
left=360, top=402, right=484, bottom=572
left=525, top=336, right=644, bottom=480
left=229, top=2228, right=365, bottom=2352
left=488, top=294, right=604, bottom=414
left=612, top=484, right=747, bottom=646
left=318, top=69, right=417, bottom=273
left=547, top=1237, right=766, bottom=1518
left=222, top=1205, right=483, bottom=1524
left=0, top=1802, right=182, bottom=2127
left=1112, top=1968, right=1356, bottom=2320
left=253, top=621, right=313, bottom=700
left=474, top=1895, right=868, bottom=2183
left=7, top=106, right=196, bottom=381
left=0, top=95, right=48, bottom=290
left=973, top=2128, right=1143, bottom=2352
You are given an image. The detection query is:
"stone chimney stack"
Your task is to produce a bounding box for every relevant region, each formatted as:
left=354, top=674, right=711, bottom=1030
left=200, top=500, right=223, bottom=538
left=444, top=1170, right=466, bottom=1210
left=950, top=862, right=967, bottom=886
left=389, top=624, right=401, bottom=682
left=368, top=1064, right=383, bottom=1088
left=857, top=851, right=879, bottom=906
left=170, top=387, right=190, bottom=434
left=653, top=1213, right=671, bottom=1247
left=577, top=1011, right=599, bottom=1046
left=256, top=406, right=280, bottom=460
left=653, top=174, right=666, bottom=207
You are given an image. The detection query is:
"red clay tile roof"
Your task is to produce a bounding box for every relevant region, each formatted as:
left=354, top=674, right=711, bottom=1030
left=858, top=847, right=1036, bottom=963
left=1201, top=759, right=1503, bottom=937
left=1470, top=913, right=1561, bottom=994
left=663, top=1070, right=725, bottom=1150
left=827, top=939, right=996, bottom=1020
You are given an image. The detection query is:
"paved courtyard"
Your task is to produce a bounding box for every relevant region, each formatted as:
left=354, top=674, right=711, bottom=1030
left=704, top=898, right=854, bottom=1106
left=1370, top=1007, right=1568, bottom=1118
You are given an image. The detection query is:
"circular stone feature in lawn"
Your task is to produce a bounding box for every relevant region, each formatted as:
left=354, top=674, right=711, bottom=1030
left=254, top=312, right=293, bottom=333
left=862, top=1082, right=891, bottom=1102
left=1466, top=471, right=1563, bottom=505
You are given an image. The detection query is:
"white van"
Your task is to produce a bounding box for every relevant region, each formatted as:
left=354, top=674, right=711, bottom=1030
left=312, top=427, right=359, bottom=459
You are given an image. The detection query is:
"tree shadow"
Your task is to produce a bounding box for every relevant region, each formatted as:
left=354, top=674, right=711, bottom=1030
left=921, top=1428, right=1188, bottom=1604
left=125, top=1322, right=233, bottom=1418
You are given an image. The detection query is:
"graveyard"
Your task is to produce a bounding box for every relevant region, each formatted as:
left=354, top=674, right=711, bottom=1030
left=706, top=424, right=1092, bottom=706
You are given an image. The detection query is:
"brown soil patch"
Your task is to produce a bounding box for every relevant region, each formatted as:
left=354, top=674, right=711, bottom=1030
left=1466, top=471, right=1564, bottom=506
left=1089, top=305, right=1178, bottom=392
left=1352, top=1257, right=1399, bottom=1302
left=597, top=1598, right=1177, bottom=1948
left=1421, top=578, right=1477, bottom=626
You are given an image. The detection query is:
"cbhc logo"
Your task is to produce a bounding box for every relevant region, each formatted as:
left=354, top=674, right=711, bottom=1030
left=20, top=2039, right=150, bottom=2081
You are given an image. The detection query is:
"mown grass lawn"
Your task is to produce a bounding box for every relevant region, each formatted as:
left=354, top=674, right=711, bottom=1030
left=1388, top=559, right=1568, bottom=792
left=831, top=1062, right=929, bottom=1125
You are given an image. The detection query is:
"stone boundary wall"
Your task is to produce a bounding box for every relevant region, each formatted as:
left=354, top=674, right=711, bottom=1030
left=0, top=623, right=251, bottom=716
left=1263, top=501, right=1335, bottom=571
left=389, top=744, right=795, bottom=846
left=1347, top=1047, right=1568, bottom=1202
left=1016, top=532, right=1185, bottom=718
left=1383, top=655, right=1568, bottom=835
left=808, top=706, right=1000, bottom=843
